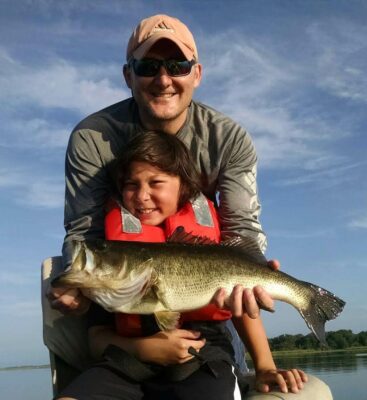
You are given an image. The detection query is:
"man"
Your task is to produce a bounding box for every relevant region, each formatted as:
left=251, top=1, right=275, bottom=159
left=49, top=13, right=277, bottom=319
left=45, top=15, right=338, bottom=399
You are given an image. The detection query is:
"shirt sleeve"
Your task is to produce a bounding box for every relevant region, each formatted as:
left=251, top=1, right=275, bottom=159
left=62, top=128, right=111, bottom=267
left=217, top=128, right=267, bottom=253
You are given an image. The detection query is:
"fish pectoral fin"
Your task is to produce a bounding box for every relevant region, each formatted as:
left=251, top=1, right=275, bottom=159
left=154, top=311, right=181, bottom=330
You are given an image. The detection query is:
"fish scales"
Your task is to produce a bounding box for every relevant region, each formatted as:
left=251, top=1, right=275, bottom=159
left=148, top=243, right=304, bottom=312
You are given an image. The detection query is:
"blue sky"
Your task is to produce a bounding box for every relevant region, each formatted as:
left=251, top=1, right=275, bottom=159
left=0, top=0, right=366, bottom=367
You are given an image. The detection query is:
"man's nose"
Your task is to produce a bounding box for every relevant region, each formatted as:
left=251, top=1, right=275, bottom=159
left=153, top=66, right=173, bottom=86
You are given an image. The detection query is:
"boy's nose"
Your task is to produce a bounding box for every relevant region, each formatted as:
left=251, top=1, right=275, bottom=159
left=136, top=187, right=150, bottom=201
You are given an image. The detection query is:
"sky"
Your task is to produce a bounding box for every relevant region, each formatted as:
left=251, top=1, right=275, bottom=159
left=0, top=0, right=366, bottom=368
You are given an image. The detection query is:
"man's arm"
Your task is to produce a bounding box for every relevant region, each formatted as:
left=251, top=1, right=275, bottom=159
left=217, top=128, right=267, bottom=251
left=63, top=128, right=112, bottom=266
left=49, top=128, right=112, bottom=313
left=213, top=127, right=277, bottom=315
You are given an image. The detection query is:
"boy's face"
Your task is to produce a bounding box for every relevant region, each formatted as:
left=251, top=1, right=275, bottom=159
left=122, top=161, right=181, bottom=226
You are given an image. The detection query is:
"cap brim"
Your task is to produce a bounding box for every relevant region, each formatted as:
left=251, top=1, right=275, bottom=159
left=131, top=32, right=194, bottom=61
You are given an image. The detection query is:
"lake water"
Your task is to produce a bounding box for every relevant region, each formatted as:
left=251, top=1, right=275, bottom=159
left=0, top=352, right=366, bottom=399
left=267, top=351, right=367, bottom=400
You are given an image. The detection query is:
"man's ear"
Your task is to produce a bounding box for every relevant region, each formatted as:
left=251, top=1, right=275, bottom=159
left=123, top=64, right=132, bottom=89
left=193, top=63, right=202, bottom=89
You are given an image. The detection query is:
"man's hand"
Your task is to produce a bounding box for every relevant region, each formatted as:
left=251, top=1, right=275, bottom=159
left=47, top=286, right=90, bottom=315
left=133, top=329, right=206, bottom=365
left=211, top=259, right=280, bottom=318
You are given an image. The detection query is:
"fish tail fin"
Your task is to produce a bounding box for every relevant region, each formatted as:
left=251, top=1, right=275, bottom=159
left=299, top=284, right=345, bottom=345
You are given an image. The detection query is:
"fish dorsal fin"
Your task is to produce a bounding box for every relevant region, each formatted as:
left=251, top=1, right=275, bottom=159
left=221, top=235, right=268, bottom=266
left=167, top=226, right=217, bottom=245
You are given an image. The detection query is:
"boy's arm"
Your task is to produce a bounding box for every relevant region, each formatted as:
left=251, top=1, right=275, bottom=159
left=232, top=314, right=307, bottom=394
left=232, top=314, right=275, bottom=372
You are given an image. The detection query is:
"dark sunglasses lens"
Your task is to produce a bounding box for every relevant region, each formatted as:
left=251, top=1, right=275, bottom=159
left=165, top=60, right=192, bottom=76
left=132, top=59, right=194, bottom=77
left=133, top=60, right=160, bottom=77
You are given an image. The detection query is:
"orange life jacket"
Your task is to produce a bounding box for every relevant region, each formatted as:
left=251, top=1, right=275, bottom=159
left=104, top=195, right=232, bottom=337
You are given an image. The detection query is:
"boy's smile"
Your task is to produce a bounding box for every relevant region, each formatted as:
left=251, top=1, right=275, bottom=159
left=122, top=161, right=181, bottom=226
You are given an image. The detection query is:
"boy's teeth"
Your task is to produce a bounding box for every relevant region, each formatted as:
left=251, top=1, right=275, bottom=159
left=138, top=208, right=155, bottom=214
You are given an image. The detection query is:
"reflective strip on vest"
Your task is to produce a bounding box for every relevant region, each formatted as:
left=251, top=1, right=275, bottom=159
left=191, top=193, right=214, bottom=227
left=121, top=205, right=142, bottom=233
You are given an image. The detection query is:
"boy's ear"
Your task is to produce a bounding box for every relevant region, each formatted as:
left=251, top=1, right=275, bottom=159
left=123, top=64, right=132, bottom=89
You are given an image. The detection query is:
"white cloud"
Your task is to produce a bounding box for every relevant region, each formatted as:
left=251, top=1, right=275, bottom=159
left=198, top=38, right=331, bottom=169
left=307, top=19, right=367, bottom=103
left=269, top=228, right=332, bottom=240
left=348, top=215, right=367, bottom=229
left=0, top=167, right=64, bottom=208
left=196, top=22, right=366, bottom=174
left=23, top=181, right=64, bottom=208
left=0, top=47, right=129, bottom=151
left=1, top=118, right=70, bottom=149
left=0, top=48, right=128, bottom=115
left=277, top=161, right=365, bottom=187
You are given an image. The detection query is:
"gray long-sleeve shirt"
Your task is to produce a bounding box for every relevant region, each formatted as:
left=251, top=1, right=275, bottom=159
left=63, top=98, right=267, bottom=266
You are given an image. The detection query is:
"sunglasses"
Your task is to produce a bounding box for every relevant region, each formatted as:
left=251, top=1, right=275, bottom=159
left=128, top=58, right=197, bottom=77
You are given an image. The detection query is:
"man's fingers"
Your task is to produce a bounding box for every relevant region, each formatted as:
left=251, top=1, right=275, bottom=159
left=230, top=285, right=245, bottom=317
left=253, top=286, right=275, bottom=313
left=267, top=259, right=280, bottom=271
left=48, top=287, right=90, bottom=314
left=46, top=286, right=66, bottom=300
left=211, top=288, right=227, bottom=308
left=212, top=285, right=275, bottom=318
left=242, top=287, right=260, bottom=318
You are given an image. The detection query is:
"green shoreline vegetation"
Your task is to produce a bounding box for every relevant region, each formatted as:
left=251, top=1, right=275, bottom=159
left=245, top=330, right=367, bottom=360
left=268, top=329, right=367, bottom=352
left=1, top=330, right=366, bottom=371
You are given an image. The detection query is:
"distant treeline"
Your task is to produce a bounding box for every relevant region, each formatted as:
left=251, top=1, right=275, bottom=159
left=269, top=330, right=367, bottom=351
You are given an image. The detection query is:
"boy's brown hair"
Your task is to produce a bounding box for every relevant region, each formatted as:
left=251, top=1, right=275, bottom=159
left=116, top=131, right=202, bottom=209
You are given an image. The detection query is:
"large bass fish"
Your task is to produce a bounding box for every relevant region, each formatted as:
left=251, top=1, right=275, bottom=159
left=52, top=233, right=345, bottom=344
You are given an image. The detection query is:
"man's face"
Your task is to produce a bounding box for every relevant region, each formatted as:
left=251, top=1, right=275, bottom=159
left=124, top=40, right=202, bottom=132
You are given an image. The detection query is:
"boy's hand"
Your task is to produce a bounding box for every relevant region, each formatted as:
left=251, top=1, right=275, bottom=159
left=134, top=329, right=206, bottom=366
left=256, top=368, right=308, bottom=393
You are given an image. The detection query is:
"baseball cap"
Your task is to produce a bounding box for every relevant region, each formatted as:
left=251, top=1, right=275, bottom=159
left=126, top=14, right=198, bottom=61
